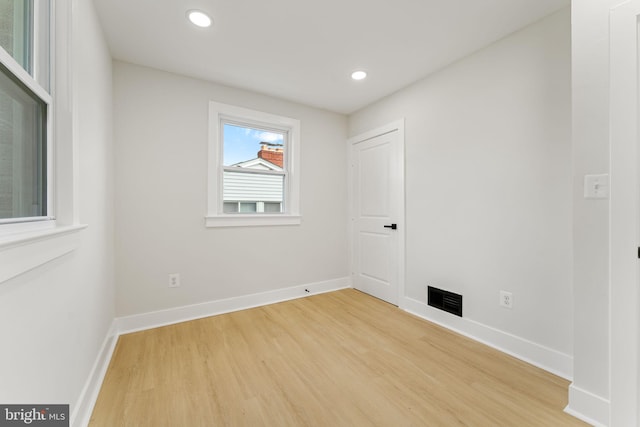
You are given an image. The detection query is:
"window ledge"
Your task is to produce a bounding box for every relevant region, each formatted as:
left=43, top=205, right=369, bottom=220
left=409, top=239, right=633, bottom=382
left=205, top=215, right=301, bottom=228
left=0, top=224, right=87, bottom=284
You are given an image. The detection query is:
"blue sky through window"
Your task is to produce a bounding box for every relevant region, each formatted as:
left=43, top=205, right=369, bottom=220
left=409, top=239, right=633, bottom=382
left=223, top=123, right=284, bottom=166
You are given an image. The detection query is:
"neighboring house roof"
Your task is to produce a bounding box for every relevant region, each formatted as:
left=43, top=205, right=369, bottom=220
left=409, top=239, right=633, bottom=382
left=226, top=148, right=284, bottom=202
left=231, top=157, right=283, bottom=171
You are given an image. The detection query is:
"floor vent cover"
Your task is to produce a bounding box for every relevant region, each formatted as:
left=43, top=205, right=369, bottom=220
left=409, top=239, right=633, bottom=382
left=428, top=286, right=462, bottom=317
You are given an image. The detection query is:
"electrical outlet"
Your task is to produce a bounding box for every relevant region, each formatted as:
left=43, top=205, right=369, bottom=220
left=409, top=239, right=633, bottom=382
left=168, top=273, right=181, bottom=288
left=500, top=291, right=513, bottom=309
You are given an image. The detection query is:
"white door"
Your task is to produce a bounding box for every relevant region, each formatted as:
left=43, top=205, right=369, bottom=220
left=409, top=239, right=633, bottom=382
left=610, top=1, right=640, bottom=425
left=350, top=122, right=404, bottom=305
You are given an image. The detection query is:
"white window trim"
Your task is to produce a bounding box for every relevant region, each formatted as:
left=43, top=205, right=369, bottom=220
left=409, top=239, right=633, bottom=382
left=206, top=101, right=301, bottom=227
left=0, top=1, right=86, bottom=284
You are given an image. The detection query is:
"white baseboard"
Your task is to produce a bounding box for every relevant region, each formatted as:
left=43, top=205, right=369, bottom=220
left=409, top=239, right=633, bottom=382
left=565, top=384, right=609, bottom=427
left=116, top=277, right=352, bottom=335
left=402, top=296, right=573, bottom=380
left=71, top=320, right=119, bottom=427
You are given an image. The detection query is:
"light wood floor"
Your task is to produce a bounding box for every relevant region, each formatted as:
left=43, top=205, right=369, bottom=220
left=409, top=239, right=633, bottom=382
left=90, top=289, right=586, bottom=426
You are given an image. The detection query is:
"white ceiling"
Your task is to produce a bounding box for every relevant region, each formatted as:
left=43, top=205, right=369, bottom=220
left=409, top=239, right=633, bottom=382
left=93, top=0, right=569, bottom=114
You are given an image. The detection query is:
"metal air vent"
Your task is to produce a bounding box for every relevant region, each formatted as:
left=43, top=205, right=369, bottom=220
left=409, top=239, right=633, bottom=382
left=428, top=286, right=462, bottom=317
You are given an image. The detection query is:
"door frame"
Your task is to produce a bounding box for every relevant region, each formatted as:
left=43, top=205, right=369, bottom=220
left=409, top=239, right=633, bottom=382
left=610, top=1, right=640, bottom=424
left=347, top=119, right=406, bottom=308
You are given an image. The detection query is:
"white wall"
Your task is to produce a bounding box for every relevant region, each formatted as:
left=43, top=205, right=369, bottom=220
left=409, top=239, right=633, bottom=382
left=113, top=62, right=349, bottom=317
left=349, top=9, right=572, bottom=366
left=0, top=0, right=114, bottom=421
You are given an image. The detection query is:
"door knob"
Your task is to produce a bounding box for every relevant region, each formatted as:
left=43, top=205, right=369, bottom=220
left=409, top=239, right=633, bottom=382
left=383, top=224, right=397, bottom=230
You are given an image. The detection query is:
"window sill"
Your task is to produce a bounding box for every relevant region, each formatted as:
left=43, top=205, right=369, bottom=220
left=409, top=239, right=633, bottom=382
left=205, top=215, right=301, bottom=228
left=0, top=224, right=87, bottom=284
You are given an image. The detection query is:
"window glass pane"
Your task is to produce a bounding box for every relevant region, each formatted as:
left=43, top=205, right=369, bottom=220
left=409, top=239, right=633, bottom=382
left=239, top=202, right=257, bottom=213
left=0, top=0, right=32, bottom=73
left=0, top=62, right=47, bottom=219
left=223, top=202, right=239, bottom=213
left=264, top=202, right=282, bottom=213
left=223, top=123, right=285, bottom=170
left=222, top=122, right=286, bottom=215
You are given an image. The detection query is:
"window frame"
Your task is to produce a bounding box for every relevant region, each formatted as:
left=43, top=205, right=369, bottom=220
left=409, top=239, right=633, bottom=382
left=206, top=101, right=301, bottom=227
left=0, top=0, right=54, bottom=225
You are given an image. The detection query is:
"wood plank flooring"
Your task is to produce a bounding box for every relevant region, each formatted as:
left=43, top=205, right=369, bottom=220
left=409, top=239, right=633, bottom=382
left=90, top=289, right=586, bottom=426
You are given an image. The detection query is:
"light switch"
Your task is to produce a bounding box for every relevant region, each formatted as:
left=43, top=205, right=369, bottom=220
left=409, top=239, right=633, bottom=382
left=584, top=174, right=609, bottom=199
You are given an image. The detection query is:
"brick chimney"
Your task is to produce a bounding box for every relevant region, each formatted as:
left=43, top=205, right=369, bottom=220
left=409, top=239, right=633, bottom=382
left=257, top=143, right=284, bottom=168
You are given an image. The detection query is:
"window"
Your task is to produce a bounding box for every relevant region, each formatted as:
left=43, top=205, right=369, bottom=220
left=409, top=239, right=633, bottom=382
left=0, top=0, right=52, bottom=224
left=207, top=102, right=301, bottom=227
left=0, top=1, right=85, bottom=284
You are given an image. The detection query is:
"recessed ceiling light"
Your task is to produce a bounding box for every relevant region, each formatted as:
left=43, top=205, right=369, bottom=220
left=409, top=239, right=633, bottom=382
left=351, top=71, right=367, bottom=81
left=187, top=10, right=212, bottom=28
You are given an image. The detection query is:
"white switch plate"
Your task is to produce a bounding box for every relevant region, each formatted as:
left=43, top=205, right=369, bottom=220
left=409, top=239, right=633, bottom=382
left=584, top=174, right=609, bottom=199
